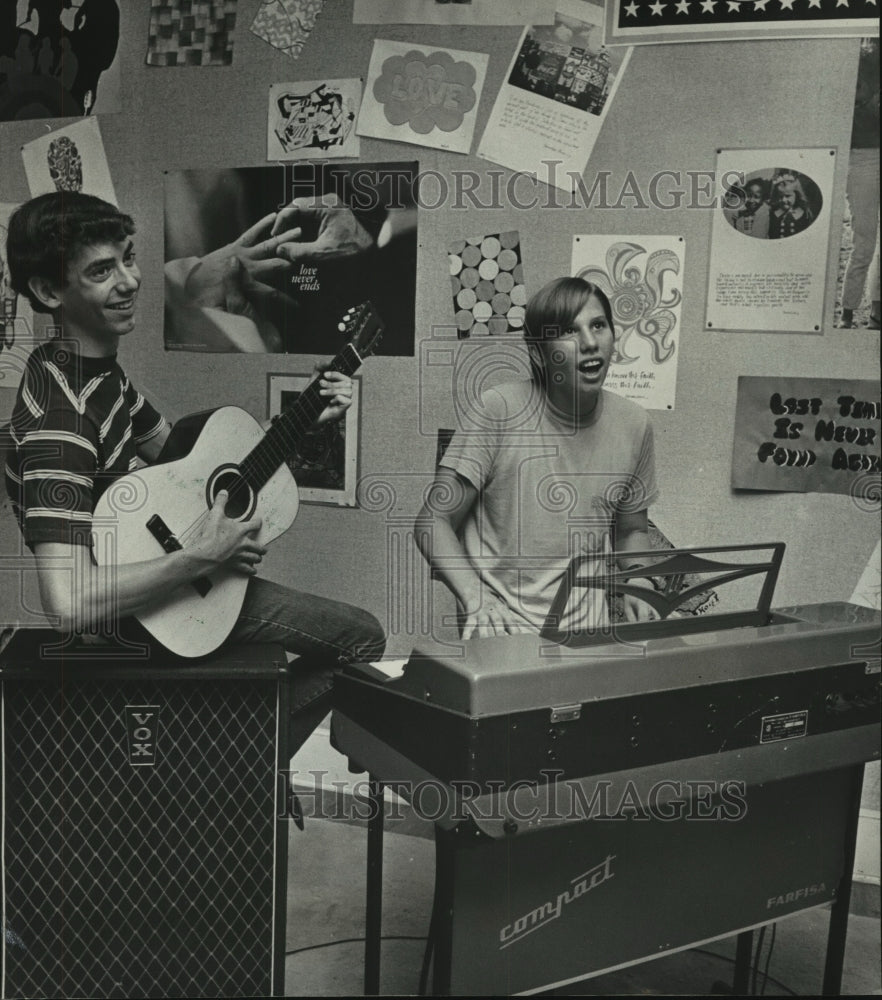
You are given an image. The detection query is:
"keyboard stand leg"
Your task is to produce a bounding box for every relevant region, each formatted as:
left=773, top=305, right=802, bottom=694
left=364, top=777, right=385, bottom=996
left=733, top=930, right=753, bottom=994
left=822, top=763, right=865, bottom=997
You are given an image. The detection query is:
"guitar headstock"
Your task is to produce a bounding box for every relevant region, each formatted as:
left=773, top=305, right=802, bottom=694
left=338, top=301, right=384, bottom=360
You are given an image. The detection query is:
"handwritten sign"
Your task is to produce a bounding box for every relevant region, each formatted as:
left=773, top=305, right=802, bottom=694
left=732, top=377, right=881, bottom=496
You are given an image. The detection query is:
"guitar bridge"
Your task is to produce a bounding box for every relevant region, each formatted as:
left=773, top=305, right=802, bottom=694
left=146, top=515, right=212, bottom=597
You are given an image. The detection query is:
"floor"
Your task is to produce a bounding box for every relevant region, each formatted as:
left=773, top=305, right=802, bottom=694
left=281, top=720, right=882, bottom=997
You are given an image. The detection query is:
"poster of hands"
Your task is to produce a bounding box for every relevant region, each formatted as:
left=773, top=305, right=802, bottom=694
left=572, top=235, right=683, bottom=410
left=163, top=163, right=417, bottom=356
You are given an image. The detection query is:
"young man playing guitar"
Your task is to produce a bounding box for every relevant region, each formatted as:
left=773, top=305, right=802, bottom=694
left=4, top=192, right=385, bottom=752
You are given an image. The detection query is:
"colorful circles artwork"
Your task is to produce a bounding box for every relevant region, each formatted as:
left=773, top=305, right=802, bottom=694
left=448, top=231, right=525, bottom=337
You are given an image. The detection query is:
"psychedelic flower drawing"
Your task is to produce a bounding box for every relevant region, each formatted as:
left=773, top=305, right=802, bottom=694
left=572, top=236, right=684, bottom=410
left=576, top=241, right=680, bottom=365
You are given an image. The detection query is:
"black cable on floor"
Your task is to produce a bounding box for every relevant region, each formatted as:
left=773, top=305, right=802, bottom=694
left=284, top=934, right=427, bottom=957
left=692, top=944, right=796, bottom=996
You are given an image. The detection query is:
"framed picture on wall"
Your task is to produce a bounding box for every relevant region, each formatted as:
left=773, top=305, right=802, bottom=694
left=267, top=373, right=361, bottom=507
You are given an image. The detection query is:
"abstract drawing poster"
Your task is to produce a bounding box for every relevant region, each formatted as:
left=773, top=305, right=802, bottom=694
left=163, top=162, right=417, bottom=356
left=477, top=0, right=630, bottom=191
left=707, top=148, right=835, bottom=334
left=268, top=79, right=362, bottom=160
left=731, top=376, right=881, bottom=496
left=21, top=118, right=118, bottom=204
left=572, top=235, right=683, bottom=410
left=0, top=0, right=121, bottom=120
left=353, top=0, right=555, bottom=25
left=358, top=39, right=489, bottom=155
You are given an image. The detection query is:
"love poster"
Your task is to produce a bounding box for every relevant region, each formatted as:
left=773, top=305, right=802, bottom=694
left=358, top=39, right=489, bottom=155
left=731, top=376, right=881, bottom=497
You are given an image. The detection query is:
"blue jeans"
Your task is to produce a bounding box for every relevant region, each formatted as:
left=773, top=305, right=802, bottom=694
left=227, top=578, right=386, bottom=754
left=843, top=147, right=880, bottom=310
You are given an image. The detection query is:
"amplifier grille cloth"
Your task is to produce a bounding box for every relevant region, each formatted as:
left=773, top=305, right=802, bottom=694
left=3, top=678, right=278, bottom=999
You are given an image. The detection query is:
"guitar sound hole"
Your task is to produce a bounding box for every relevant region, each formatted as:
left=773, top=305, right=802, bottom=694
left=206, top=466, right=256, bottom=521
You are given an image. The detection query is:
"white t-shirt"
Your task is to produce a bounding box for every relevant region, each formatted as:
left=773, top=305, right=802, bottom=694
left=439, top=380, right=659, bottom=631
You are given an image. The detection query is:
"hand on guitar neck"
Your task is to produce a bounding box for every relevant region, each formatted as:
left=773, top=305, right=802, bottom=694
left=311, top=368, right=354, bottom=427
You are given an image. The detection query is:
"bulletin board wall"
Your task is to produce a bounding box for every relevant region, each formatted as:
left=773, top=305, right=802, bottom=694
left=0, top=2, right=878, bottom=655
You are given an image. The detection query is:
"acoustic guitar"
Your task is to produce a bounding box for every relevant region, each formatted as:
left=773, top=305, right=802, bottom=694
left=91, top=302, right=383, bottom=657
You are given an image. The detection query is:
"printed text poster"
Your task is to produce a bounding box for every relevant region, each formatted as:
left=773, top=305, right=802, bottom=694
left=731, top=376, right=881, bottom=496
left=358, top=40, right=489, bottom=155
left=572, top=235, right=683, bottom=410
left=477, top=0, right=629, bottom=191
left=707, top=148, right=835, bottom=334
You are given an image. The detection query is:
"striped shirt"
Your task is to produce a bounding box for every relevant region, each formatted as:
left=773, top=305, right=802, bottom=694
left=4, top=341, right=166, bottom=549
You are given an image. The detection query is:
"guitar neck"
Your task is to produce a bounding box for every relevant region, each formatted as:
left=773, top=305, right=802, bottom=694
left=241, top=343, right=362, bottom=494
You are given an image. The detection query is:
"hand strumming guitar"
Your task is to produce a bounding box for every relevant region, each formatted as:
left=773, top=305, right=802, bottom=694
left=187, top=490, right=267, bottom=576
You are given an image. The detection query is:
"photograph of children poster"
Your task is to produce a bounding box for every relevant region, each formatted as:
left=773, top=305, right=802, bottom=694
left=477, top=0, right=630, bottom=191
left=163, top=162, right=418, bottom=355
left=358, top=39, right=489, bottom=155
left=268, top=78, right=362, bottom=161
left=572, top=234, right=683, bottom=410
left=0, top=0, right=122, bottom=120
left=706, top=148, right=835, bottom=334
